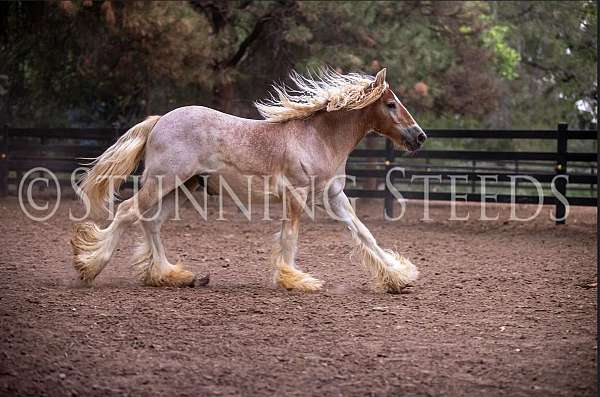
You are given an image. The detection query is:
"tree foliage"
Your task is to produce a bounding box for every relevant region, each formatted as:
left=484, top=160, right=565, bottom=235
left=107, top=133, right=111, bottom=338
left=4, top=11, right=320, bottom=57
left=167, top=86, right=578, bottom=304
left=491, top=1, right=597, bottom=129
left=0, top=1, right=596, bottom=129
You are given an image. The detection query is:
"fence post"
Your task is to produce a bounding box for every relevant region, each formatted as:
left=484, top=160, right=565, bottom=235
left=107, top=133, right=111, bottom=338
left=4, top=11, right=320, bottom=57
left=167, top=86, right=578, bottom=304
left=0, top=125, right=8, bottom=196
left=383, top=138, right=395, bottom=219
left=471, top=160, right=476, bottom=193
left=555, top=122, right=568, bottom=225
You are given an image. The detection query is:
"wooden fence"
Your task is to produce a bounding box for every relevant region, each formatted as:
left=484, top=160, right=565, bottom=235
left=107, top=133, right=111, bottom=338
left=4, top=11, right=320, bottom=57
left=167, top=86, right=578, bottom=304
left=0, top=123, right=597, bottom=224
left=346, top=123, right=597, bottom=224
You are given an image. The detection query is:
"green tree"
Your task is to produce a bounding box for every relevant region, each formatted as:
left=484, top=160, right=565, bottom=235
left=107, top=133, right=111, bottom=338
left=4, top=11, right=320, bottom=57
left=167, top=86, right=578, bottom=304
left=491, top=1, right=597, bottom=129
left=0, top=0, right=595, bottom=132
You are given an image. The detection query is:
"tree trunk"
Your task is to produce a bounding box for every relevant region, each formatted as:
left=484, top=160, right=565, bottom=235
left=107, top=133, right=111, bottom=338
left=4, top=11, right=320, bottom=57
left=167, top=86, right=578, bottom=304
left=213, top=68, right=234, bottom=114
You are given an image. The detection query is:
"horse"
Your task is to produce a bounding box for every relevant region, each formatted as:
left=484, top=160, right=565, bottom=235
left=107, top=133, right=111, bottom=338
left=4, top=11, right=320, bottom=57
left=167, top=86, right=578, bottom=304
left=71, top=67, right=427, bottom=293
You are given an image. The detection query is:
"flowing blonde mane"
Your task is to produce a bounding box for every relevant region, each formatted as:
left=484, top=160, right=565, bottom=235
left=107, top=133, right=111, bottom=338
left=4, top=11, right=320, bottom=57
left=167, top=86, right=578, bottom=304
left=255, top=68, right=388, bottom=123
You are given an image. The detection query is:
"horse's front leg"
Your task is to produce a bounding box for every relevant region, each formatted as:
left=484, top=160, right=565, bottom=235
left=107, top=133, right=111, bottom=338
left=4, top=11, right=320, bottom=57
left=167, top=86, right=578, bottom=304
left=272, top=194, right=323, bottom=292
left=327, top=192, right=418, bottom=293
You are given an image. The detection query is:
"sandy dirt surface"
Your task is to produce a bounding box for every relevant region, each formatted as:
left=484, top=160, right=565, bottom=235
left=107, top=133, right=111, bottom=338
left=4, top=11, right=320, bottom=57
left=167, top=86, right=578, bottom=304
left=0, top=196, right=597, bottom=396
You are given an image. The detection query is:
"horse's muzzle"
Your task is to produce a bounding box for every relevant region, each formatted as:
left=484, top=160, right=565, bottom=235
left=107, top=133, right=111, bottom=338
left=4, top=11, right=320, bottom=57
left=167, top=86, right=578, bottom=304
left=401, top=125, right=427, bottom=151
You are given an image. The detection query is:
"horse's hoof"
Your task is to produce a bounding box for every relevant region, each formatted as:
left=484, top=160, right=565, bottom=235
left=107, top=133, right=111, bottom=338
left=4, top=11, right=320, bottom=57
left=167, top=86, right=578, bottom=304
left=71, top=222, right=105, bottom=285
left=195, top=273, right=210, bottom=287
left=142, top=263, right=198, bottom=287
left=274, top=264, right=323, bottom=292
left=378, top=254, right=419, bottom=294
left=167, top=267, right=196, bottom=287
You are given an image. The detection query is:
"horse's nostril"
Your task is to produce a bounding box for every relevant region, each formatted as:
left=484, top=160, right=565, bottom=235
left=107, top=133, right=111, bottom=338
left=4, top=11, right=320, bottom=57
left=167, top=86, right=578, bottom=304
left=417, top=132, right=427, bottom=144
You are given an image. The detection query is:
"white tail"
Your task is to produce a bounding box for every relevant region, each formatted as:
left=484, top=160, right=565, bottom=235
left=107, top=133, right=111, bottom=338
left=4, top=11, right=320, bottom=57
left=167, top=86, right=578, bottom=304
left=78, top=115, right=161, bottom=219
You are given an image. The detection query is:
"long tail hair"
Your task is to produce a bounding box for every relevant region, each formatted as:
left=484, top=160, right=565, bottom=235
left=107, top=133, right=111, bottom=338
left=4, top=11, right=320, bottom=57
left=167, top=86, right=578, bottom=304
left=78, top=115, right=161, bottom=219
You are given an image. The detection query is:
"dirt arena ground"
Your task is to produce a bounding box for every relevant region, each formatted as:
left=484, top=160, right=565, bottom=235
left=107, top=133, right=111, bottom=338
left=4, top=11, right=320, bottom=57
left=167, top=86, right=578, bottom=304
left=0, top=196, right=597, bottom=396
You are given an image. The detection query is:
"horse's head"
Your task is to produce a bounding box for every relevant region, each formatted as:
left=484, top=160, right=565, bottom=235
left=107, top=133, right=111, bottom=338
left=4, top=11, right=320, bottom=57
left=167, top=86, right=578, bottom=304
left=370, top=69, right=427, bottom=152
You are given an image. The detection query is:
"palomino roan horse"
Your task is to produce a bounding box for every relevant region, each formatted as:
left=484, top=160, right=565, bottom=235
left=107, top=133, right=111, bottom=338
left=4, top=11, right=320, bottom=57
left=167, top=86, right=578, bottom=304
left=71, top=68, right=427, bottom=293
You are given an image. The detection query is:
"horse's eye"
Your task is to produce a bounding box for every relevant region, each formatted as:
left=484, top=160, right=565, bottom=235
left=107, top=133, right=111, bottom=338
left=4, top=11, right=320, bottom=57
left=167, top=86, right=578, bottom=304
left=386, top=102, right=396, bottom=110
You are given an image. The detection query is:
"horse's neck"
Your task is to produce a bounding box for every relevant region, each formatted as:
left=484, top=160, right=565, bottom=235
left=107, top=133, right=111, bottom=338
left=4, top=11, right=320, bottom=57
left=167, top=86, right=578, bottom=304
left=308, top=109, right=372, bottom=158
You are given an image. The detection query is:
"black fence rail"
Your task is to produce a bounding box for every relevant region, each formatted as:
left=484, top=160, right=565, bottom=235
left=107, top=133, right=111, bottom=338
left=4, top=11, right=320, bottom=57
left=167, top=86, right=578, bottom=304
left=346, top=123, right=597, bottom=224
left=0, top=123, right=597, bottom=224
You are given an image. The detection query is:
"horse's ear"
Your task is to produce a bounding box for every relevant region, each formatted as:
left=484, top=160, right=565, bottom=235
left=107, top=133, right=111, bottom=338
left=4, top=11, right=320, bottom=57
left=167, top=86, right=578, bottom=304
left=374, top=68, right=387, bottom=87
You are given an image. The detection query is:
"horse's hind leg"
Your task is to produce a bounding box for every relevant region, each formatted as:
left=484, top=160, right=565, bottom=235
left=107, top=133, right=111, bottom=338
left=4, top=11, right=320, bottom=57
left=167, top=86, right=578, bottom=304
left=272, top=192, right=323, bottom=292
left=132, top=178, right=199, bottom=287
left=71, top=177, right=174, bottom=285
